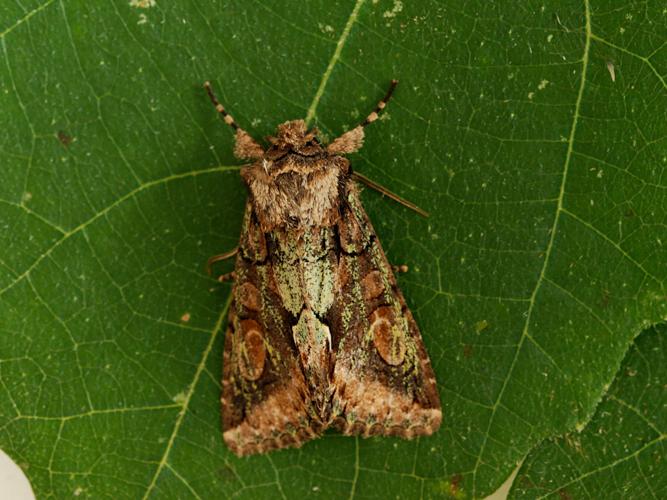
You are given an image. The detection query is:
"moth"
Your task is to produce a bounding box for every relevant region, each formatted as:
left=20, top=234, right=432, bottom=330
left=205, top=80, right=441, bottom=456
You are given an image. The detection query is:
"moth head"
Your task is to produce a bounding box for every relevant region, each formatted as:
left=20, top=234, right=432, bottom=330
left=266, top=119, right=323, bottom=156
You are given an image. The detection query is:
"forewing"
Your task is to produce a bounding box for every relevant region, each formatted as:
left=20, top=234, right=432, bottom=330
left=221, top=202, right=321, bottom=456
left=330, top=185, right=442, bottom=438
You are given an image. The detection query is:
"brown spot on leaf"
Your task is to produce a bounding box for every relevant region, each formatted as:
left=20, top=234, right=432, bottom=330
left=129, top=0, right=156, bottom=8
left=624, top=207, right=636, bottom=218
left=519, top=475, right=535, bottom=488
left=450, top=474, right=462, bottom=496
left=369, top=306, right=406, bottom=366
left=558, top=488, right=572, bottom=500
left=463, top=344, right=473, bottom=358
left=238, top=320, right=266, bottom=381
left=57, top=131, right=73, bottom=147
left=218, top=464, right=238, bottom=483
left=600, top=288, right=610, bottom=309
left=180, top=312, right=191, bottom=323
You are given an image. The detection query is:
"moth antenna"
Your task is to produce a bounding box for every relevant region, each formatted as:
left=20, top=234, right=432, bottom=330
left=361, top=79, right=398, bottom=128
left=352, top=171, right=429, bottom=218
left=205, top=81, right=264, bottom=160
left=327, top=80, right=399, bottom=155
left=204, top=81, right=240, bottom=131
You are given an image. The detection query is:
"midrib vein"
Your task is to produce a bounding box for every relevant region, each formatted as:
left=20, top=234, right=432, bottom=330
left=472, top=0, right=592, bottom=495
left=305, top=0, right=366, bottom=125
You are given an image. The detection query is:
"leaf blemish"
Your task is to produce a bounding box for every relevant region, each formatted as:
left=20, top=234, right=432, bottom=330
left=475, top=320, right=489, bottom=333
left=57, top=130, right=73, bottom=147
left=383, top=0, right=403, bottom=19
left=172, top=391, right=187, bottom=405
left=129, top=0, right=156, bottom=8
left=318, top=23, right=335, bottom=34
left=606, top=60, right=616, bottom=82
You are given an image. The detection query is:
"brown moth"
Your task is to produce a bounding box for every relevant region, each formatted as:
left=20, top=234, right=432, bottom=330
left=205, top=80, right=441, bottom=456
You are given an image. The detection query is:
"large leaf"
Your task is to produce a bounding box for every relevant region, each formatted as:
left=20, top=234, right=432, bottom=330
left=1, top=0, right=665, bottom=498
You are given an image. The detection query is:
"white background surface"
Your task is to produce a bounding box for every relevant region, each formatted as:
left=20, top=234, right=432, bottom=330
left=0, top=449, right=34, bottom=500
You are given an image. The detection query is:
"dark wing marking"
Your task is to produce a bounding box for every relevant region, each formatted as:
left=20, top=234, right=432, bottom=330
left=329, top=183, right=442, bottom=438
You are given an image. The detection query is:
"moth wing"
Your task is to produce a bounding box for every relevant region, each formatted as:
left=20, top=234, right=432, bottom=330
left=330, top=186, right=442, bottom=438
left=221, top=203, right=321, bottom=456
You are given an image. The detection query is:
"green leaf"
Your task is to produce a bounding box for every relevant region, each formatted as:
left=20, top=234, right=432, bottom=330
left=1, top=0, right=665, bottom=498
left=510, top=325, right=667, bottom=499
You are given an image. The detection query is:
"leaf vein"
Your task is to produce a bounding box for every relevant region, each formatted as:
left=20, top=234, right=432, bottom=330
left=141, top=294, right=231, bottom=499
left=0, top=166, right=239, bottom=299
left=590, top=33, right=667, bottom=90
left=0, top=0, right=55, bottom=39
left=471, top=0, right=593, bottom=494
left=561, top=208, right=664, bottom=287
left=538, top=434, right=666, bottom=499
left=305, top=0, right=366, bottom=125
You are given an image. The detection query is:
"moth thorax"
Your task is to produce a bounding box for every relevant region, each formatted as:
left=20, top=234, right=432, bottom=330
left=247, top=161, right=342, bottom=230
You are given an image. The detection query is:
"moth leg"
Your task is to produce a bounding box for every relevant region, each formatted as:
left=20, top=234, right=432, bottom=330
left=218, top=271, right=236, bottom=283
left=204, top=81, right=264, bottom=160
left=327, top=80, right=398, bottom=155
left=206, top=247, right=238, bottom=276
